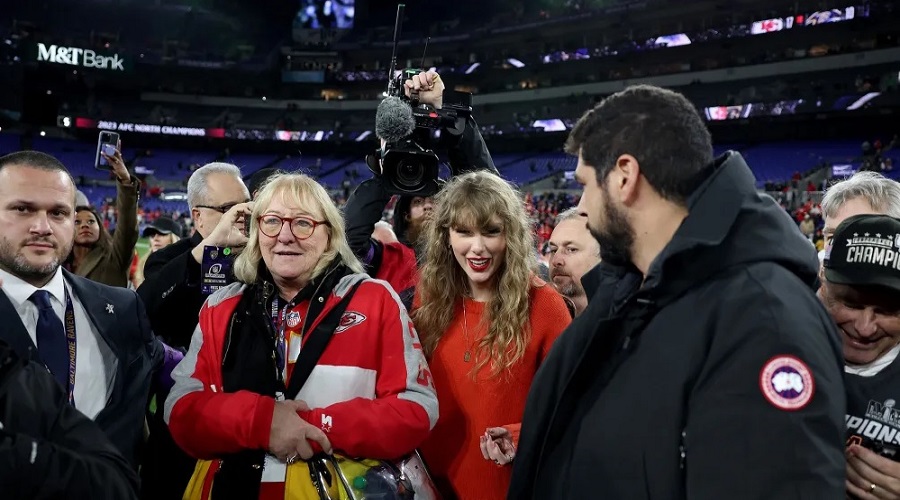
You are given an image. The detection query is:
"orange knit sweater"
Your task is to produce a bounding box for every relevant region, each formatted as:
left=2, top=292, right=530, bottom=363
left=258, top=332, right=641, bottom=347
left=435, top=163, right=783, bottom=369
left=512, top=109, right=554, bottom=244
left=418, top=282, right=571, bottom=500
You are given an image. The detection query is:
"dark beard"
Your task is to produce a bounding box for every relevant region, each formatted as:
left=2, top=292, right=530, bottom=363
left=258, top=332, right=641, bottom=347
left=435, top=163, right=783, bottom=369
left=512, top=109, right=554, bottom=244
left=405, top=217, right=426, bottom=246
left=0, top=238, right=66, bottom=286
left=589, top=194, right=635, bottom=267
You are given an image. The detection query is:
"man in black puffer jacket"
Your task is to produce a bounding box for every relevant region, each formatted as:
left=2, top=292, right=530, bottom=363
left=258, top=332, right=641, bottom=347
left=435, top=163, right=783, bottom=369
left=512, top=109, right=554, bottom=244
left=508, top=85, right=845, bottom=500
left=0, top=339, right=138, bottom=499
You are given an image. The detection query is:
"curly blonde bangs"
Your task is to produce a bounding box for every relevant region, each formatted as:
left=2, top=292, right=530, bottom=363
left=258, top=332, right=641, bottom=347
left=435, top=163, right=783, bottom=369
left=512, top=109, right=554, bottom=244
left=413, top=171, right=537, bottom=377
left=233, top=172, right=363, bottom=285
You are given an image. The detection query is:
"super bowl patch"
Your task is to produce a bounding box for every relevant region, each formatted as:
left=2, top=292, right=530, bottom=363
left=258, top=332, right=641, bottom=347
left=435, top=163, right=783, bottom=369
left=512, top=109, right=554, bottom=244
left=286, top=311, right=301, bottom=328
left=759, top=355, right=815, bottom=411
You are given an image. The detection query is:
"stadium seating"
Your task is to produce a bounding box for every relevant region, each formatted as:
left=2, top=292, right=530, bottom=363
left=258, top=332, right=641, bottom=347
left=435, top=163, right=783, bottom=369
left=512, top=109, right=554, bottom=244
left=0, top=132, right=21, bottom=155
left=3, top=132, right=892, bottom=196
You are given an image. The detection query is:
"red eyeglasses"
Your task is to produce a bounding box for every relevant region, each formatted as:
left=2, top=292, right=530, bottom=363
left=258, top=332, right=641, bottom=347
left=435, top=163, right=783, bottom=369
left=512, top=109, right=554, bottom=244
left=257, top=215, right=330, bottom=240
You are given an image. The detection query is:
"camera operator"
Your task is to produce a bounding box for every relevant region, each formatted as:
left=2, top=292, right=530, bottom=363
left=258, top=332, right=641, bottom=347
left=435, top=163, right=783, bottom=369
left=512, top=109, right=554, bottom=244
left=344, top=70, right=497, bottom=301
left=819, top=214, right=900, bottom=499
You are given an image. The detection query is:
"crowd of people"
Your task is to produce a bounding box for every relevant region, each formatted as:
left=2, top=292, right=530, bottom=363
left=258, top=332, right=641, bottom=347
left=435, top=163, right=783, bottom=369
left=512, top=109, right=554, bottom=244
left=94, top=176, right=835, bottom=296
left=2, top=71, right=900, bottom=500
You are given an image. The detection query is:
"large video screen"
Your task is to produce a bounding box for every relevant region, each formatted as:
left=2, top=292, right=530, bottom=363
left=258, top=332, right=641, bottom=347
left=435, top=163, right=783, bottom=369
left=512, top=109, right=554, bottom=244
left=295, top=0, right=355, bottom=30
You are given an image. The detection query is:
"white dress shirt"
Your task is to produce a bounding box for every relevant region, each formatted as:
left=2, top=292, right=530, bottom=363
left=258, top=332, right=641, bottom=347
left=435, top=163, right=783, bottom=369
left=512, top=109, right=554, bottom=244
left=0, top=267, right=116, bottom=419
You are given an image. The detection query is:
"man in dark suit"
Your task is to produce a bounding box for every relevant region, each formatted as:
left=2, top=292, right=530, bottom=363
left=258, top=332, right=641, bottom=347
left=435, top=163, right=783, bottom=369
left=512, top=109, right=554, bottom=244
left=0, top=150, right=175, bottom=469
left=136, top=162, right=251, bottom=499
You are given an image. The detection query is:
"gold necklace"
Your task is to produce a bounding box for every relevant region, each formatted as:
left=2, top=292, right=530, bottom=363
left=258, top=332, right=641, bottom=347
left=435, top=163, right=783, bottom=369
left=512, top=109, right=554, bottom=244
left=462, top=299, right=475, bottom=362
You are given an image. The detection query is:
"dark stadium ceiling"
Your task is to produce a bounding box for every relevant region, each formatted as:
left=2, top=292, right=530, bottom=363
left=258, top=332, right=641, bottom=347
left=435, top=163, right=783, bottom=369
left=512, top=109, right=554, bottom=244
left=6, top=0, right=816, bottom=44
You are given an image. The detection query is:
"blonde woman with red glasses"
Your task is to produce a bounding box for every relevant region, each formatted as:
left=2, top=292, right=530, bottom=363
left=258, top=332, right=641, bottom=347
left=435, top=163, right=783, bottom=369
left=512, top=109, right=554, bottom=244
left=166, top=172, right=438, bottom=499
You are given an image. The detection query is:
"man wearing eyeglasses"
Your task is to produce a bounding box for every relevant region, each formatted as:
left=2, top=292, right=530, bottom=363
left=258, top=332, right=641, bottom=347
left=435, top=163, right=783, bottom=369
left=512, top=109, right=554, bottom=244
left=136, top=162, right=251, bottom=500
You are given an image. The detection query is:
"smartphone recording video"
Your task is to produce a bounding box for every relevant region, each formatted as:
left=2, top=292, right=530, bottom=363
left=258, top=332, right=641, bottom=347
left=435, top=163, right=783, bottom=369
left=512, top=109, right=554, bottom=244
left=95, top=131, right=120, bottom=170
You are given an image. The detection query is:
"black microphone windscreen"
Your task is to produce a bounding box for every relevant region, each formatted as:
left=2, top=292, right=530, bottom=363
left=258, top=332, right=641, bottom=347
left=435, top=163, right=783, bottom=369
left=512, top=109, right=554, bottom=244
left=375, top=96, right=415, bottom=144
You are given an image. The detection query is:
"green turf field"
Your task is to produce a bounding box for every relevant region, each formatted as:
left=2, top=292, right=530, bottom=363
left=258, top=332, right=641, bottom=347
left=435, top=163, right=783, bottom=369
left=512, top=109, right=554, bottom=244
left=135, top=238, right=151, bottom=259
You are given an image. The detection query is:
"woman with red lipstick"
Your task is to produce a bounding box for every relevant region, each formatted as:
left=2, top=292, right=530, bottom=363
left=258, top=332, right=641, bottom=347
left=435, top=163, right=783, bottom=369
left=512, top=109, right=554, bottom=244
left=66, top=147, right=139, bottom=288
left=413, top=171, right=571, bottom=499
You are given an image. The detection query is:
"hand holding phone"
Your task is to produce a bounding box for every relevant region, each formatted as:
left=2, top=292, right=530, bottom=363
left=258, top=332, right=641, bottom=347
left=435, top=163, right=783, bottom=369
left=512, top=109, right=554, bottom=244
left=95, top=131, right=120, bottom=171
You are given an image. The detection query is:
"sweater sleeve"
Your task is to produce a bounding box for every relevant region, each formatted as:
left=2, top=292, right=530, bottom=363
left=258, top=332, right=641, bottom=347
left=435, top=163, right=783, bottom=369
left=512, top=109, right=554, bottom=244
left=344, top=178, right=391, bottom=262
left=110, top=178, right=140, bottom=274
left=501, top=423, right=522, bottom=449
left=298, top=281, right=438, bottom=460
left=533, top=284, right=572, bottom=362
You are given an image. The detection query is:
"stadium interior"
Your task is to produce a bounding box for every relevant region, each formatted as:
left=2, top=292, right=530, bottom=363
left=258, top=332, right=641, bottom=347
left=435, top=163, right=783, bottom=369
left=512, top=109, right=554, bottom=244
left=1, top=0, right=898, bottom=257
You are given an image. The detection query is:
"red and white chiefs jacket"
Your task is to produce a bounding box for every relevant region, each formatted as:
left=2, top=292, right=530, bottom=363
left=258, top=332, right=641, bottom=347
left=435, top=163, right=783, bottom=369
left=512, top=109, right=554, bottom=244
left=164, top=272, right=438, bottom=465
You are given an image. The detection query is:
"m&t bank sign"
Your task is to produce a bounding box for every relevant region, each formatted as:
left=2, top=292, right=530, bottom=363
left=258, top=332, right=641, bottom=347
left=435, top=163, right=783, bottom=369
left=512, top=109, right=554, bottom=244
left=34, top=43, right=127, bottom=71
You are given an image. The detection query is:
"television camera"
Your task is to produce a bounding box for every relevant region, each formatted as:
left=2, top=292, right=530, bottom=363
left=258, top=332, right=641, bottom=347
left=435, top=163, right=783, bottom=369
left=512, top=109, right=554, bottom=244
left=366, top=4, right=473, bottom=195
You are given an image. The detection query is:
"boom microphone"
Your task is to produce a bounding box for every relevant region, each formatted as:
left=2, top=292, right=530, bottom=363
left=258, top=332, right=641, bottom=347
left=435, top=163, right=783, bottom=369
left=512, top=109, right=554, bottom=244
left=375, top=96, right=415, bottom=144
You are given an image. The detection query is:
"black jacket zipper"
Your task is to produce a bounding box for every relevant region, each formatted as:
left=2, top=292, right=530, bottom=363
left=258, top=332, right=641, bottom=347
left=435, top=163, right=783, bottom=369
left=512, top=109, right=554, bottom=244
left=221, top=311, right=238, bottom=371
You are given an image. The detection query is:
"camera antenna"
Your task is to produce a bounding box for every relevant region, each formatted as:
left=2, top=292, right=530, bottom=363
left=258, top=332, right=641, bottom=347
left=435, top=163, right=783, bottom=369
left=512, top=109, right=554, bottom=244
left=420, top=37, right=430, bottom=68
left=386, top=4, right=405, bottom=96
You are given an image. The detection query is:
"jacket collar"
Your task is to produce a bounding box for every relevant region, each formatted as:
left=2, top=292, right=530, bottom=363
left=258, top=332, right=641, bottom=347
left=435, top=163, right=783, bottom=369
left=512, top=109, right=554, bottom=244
left=257, top=259, right=349, bottom=309
left=0, top=268, right=124, bottom=361
left=0, top=266, right=66, bottom=309
left=589, top=152, right=756, bottom=304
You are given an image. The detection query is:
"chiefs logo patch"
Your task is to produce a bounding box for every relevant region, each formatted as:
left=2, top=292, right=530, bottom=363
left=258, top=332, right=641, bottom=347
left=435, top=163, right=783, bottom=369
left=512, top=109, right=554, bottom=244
left=335, top=311, right=367, bottom=333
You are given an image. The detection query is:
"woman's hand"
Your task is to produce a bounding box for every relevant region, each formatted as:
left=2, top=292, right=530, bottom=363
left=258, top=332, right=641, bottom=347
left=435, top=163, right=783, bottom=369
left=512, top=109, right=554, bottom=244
left=269, top=400, right=332, bottom=462
left=480, top=427, right=515, bottom=466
